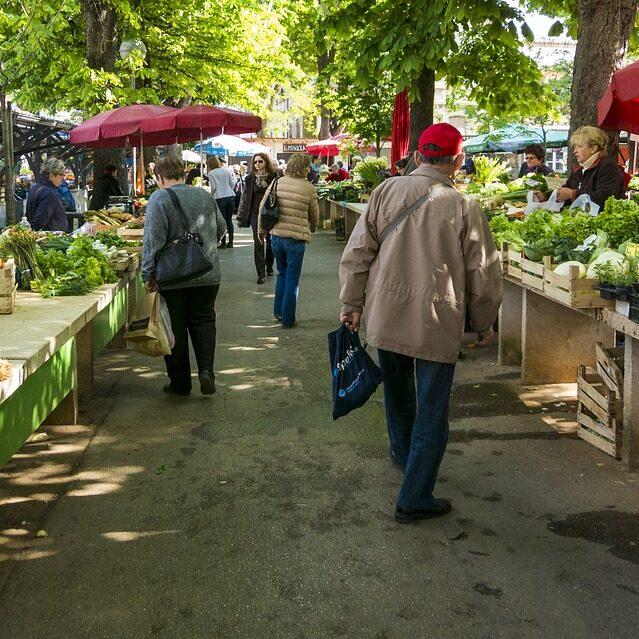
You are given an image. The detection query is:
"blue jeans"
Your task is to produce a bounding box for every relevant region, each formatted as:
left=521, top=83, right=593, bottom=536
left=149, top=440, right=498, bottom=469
left=377, top=349, right=456, bottom=511
left=271, top=235, right=306, bottom=327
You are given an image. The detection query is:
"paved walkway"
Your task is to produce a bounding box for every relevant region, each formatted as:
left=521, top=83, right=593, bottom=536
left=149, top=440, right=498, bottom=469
left=1, top=228, right=639, bottom=638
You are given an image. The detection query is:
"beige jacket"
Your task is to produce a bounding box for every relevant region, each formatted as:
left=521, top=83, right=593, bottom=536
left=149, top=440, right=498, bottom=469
left=258, top=176, right=319, bottom=242
left=339, top=165, right=503, bottom=364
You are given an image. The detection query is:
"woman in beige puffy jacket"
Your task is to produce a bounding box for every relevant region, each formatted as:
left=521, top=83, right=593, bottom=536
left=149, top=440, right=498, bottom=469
left=258, top=153, right=319, bottom=328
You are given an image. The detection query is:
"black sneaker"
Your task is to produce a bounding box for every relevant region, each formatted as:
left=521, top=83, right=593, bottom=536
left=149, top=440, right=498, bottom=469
left=163, top=384, right=190, bottom=396
left=395, top=499, right=452, bottom=523
left=198, top=371, right=216, bottom=395
left=257, top=276, right=266, bottom=284
left=266, top=269, right=274, bottom=276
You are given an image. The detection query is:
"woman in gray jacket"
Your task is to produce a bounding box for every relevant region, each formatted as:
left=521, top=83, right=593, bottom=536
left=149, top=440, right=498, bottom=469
left=142, top=156, right=227, bottom=396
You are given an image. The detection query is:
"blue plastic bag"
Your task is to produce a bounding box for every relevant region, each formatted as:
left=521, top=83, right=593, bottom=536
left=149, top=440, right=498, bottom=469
left=328, top=325, right=385, bottom=420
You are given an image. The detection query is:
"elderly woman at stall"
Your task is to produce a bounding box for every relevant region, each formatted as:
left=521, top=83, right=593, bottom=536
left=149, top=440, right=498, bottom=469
left=541, top=126, right=625, bottom=208
left=26, top=157, right=68, bottom=232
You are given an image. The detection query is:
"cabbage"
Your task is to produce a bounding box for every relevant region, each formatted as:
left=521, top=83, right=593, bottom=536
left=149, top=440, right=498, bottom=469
left=553, top=261, right=586, bottom=278
left=586, top=250, right=625, bottom=279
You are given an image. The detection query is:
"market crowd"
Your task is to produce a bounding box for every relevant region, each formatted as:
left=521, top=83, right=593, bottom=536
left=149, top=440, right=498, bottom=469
left=19, top=122, right=630, bottom=523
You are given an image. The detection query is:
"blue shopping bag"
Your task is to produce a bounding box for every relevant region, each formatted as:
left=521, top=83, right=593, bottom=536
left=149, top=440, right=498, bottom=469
left=328, top=325, right=385, bottom=420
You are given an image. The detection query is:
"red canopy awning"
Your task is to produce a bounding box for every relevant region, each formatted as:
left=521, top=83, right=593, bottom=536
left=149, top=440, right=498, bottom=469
left=391, top=90, right=410, bottom=174
left=69, top=104, right=179, bottom=147
left=141, top=104, right=262, bottom=141
left=598, top=60, right=639, bottom=133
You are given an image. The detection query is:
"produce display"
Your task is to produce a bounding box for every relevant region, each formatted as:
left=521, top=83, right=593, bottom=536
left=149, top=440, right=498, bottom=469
left=85, top=208, right=134, bottom=226
left=0, top=223, right=142, bottom=298
left=32, top=235, right=118, bottom=297
left=491, top=197, right=639, bottom=301
left=0, top=226, right=43, bottom=289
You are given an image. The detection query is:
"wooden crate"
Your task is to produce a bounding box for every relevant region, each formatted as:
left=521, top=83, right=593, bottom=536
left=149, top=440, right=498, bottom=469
left=117, top=227, right=144, bottom=240
left=577, top=365, right=622, bottom=459
left=520, top=258, right=545, bottom=291
left=0, top=260, right=16, bottom=295
left=507, top=248, right=523, bottom=280
left=0, top=285, right=17, bottom=314
left=595, top=342, right=624, bottom=397
left=543, top=258, right=614, bottom=309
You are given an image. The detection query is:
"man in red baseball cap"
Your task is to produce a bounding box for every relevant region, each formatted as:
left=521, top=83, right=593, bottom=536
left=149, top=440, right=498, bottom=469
left=339, top=123, right=502, bottom=523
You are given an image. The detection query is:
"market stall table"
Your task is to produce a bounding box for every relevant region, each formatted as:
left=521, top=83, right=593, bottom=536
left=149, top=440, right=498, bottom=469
left=0, top=270, right=142, bottom=468
left=498, top=273, right=639, bottom=469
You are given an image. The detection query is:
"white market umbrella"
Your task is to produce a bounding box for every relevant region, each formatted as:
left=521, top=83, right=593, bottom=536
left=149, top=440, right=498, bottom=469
left=182, top=149, right=202, bottom=163
left=195, top=134, right=272, bottom=157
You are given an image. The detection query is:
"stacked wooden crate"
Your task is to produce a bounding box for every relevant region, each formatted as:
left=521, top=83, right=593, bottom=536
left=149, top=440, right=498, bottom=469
left=0, top=259, right=17, bottom=314
left=576, top=343, right=624, bottom=459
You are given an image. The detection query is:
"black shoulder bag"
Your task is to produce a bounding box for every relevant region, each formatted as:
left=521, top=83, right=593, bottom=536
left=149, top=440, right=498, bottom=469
left=260, top=177, right=279, bottom=232
left=154, top=188, right=214, bottom=287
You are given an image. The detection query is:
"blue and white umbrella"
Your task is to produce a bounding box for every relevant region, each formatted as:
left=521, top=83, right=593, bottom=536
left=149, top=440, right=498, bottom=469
left=194, top=134, right=272, bottom=157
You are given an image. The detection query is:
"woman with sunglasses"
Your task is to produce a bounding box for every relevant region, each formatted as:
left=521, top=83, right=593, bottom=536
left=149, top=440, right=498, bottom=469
left=237, top=153, right=277, bottom=284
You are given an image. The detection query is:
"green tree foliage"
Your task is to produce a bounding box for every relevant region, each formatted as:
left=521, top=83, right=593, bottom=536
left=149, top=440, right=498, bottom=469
left=0, top=0, right=305, bottom=118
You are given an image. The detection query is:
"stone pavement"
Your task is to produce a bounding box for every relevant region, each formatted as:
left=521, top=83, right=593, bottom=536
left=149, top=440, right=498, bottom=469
left=1, top=228, right=639, bottom=639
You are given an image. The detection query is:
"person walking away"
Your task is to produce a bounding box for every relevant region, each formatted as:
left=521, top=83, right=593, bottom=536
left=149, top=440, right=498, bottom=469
left=207, top=156, right=237, bottom=248
left=90, top=164, right=122, bottom=210
left=142, top=156, right=227, bottom=396
left=339, top=123, right=503, bottom=523
left=26, top=157, right=69, bottom=232
left=232, top=165, right=245, bottom=214
left=237, top=153, right=277, bottom=284
left=258, top=153, right=319, bottom=328
left=308, top=156, right=320, bottom=185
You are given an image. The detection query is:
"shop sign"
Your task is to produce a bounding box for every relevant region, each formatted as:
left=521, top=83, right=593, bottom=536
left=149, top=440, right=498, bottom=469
left=283, top=144, right=307, bottom=152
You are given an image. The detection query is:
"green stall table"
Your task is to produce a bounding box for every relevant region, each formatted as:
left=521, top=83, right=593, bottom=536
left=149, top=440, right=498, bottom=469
left=0, top=270, right=142, bottom=468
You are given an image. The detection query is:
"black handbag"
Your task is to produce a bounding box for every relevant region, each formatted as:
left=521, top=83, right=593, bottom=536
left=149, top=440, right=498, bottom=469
left=154, top=188, right=214, bottom=287
left=260, top=177, right=279, bottom=232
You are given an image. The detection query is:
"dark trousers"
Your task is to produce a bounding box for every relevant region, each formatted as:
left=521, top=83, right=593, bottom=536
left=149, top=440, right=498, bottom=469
left=216, top=197, right=235, bottom=245
left=377, top=349, right=456, bottom=511
left=160, top=285, right=219, bottom=393
left=251, top=219, right=274, bottom=277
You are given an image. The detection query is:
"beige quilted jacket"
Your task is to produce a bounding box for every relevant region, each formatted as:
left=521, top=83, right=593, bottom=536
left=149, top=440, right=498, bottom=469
left=258, top=176, right=319, bottom=242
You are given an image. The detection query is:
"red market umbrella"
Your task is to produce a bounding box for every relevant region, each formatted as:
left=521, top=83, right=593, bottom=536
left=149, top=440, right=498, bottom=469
left=598, top=60, right=639, bottom=133
left=391, top=90, right=410, bottom=174
left=141, top=104, right=263, bottom=141
left=69, top=104, right=179, bottom=147
left=306, top=136, right=343, bottom=159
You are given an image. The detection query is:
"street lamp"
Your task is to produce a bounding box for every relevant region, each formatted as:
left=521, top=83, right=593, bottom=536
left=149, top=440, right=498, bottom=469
left=119, top=39, right=147, bottom=196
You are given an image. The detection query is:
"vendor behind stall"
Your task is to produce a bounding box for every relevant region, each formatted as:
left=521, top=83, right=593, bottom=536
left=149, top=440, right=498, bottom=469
left=26, top=157, right=68, bottom=232
left=556, top=126, right=625, bottom=208
left=91, top=165, right=122, bottom=210
left=518, top=144, right=552, bottom=177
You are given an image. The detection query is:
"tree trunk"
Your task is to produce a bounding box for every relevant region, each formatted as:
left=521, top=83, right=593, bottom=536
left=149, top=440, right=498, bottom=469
left=408, top=67, right=436, bottom=152
left=80, top=0, right=124, bottom=191
left=317, top=50, right=334, bottom=139
left=1, top=94, right=16, bottom=225
left=570, top=0, right=638, bottom=158
left=79, top=0, right=119, bottom=71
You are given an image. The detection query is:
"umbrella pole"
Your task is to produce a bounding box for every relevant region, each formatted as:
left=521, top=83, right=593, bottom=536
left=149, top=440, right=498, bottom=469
left=132, top=146, right=137, bottom=197
left=200, top=129, right=204, bottom=184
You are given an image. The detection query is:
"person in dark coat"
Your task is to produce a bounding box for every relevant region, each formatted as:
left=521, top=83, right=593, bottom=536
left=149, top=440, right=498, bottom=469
left=26, top=157, right=68, bottom=232
left=90, top=164, right=122, bottom=210
left=236, top=153, right=277, bottom=284
left=518, top=144, right=552, bottom=178
left=558, top=126, right=625, bottom=208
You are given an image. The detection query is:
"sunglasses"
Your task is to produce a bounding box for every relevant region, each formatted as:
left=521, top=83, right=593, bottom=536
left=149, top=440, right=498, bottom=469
left=254, top=159, right=264, bottom=164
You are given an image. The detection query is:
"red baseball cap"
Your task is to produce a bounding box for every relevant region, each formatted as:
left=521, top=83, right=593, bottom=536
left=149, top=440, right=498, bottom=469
left=418, top=123, right=463, bottom=157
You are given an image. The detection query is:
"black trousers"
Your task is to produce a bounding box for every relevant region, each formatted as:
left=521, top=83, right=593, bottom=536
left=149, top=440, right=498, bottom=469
left=216, top=196, right=235, bottom=245
left=251, top=219, right=274, bottom=277
left=160, top=285, right=219, bottom=392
